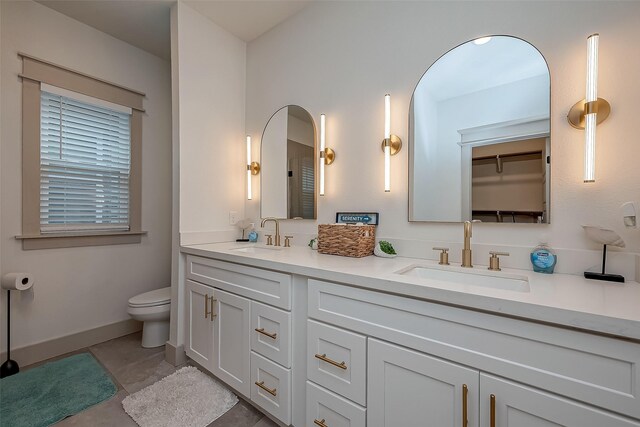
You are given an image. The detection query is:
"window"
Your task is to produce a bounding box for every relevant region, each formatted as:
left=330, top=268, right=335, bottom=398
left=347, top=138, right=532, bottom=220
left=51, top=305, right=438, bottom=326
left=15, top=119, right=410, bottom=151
left=40, top=87, right=132, bottom=232
left=18, top=53, right=145, bottom=249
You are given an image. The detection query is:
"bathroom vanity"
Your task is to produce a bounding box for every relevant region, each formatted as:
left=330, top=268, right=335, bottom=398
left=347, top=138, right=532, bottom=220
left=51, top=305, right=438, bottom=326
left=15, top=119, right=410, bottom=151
left=180, top=243, right=640, bottom=427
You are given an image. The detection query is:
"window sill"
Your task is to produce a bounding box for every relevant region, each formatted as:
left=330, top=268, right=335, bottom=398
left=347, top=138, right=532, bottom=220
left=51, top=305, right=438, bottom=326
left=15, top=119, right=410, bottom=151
left=16, top=230, right=147, bottom=250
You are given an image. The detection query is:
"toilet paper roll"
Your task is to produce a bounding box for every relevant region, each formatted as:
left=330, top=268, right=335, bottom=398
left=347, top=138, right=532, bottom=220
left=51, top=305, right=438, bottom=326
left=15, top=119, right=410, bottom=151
left=1, top=273, right=34, bottom=291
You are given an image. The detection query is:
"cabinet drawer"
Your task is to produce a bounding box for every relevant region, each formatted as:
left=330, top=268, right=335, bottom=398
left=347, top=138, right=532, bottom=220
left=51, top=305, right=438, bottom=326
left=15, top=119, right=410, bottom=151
left=186, top=255, right=291, bottom=309
left=307, top=320, right=367, bottom=406
left=309, top=279, right=640, bottom=419
left=481, top=373, right=640, bottom=427
left=306, top=381, right=366, bottom=427
left=251, top=351, right=291, bottom=425
left=251, top=301, right=291, bottom=368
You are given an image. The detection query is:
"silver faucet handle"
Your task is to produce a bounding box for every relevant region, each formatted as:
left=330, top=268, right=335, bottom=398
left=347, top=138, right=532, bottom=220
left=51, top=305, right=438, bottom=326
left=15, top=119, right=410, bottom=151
left=488, top=251, right=509, bottom=271
left=265, top=234, right=273, bottom=246
left=284, top=236, right=293, bottom=248
left=433, top=247, right=450, bottom=265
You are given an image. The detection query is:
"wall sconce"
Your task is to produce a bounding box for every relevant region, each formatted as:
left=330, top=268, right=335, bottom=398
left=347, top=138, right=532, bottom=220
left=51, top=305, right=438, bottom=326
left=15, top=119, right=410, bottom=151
left=319, top=113, right=335, bottom=196
left=567, top=33, right=611, bottom=183
left=246, top=135, right=260, bottom=200
left=381, top=94, right=402, bottom=192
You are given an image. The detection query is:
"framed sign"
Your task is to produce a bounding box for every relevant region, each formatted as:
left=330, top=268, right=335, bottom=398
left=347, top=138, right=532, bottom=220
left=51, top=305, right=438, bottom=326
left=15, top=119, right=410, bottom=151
left=335, top=212, right=379, bottom=225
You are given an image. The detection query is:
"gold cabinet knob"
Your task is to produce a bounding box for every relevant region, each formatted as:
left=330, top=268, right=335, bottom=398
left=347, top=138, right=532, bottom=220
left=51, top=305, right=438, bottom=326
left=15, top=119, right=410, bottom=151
left=433, top=247, right=450, bottom=265
left=488, top=251, right=509, bottom=271
left=284, top=235, right=293, bottom=247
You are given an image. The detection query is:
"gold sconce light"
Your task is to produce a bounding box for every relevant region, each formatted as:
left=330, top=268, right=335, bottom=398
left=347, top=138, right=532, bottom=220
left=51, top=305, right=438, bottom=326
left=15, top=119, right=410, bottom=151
left=381, top=94, right=402, bottom=192
left=246, top=135, right=260, bottom=200
left=319, top=114, right=336, bottom=196
left=567, top=33, right=611, bottom=183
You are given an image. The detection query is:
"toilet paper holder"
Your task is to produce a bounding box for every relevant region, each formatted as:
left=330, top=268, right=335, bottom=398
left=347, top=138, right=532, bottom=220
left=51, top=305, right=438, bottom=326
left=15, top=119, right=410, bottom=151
left=1, top=272, right=34, bottom=378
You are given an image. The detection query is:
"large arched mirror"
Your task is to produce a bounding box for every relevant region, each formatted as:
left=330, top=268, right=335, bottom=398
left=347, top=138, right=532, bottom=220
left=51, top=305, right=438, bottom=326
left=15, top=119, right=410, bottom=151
left=409, top=36, right=551, bottom=224
left=261, top=105, right=317, bottom=219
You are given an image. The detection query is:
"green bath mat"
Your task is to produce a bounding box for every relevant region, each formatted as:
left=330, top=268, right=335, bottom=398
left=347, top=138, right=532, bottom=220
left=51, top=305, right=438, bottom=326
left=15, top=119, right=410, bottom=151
left=0, top=352, right=117, bottom=427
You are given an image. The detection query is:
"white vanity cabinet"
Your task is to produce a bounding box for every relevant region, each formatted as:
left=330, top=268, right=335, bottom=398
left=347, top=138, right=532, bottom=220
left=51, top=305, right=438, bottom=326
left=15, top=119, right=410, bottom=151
left=211, top=288, right=252, bottom=397
left=183, top=255, right=293, bottom=425
left=181, top=249, right=640, bottom=427
left=185, top=279, right=215, bottom=369
left=308, top=279, right=640, bottom=426
left=367, top=339, right=479, bottom=427
left=184, top=280, right=252, bottom=397
left=480, top=374, right=640, bottom=427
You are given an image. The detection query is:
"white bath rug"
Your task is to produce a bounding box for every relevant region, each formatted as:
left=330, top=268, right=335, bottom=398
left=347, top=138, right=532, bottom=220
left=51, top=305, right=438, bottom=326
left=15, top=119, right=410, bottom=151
left=122, top=366, right=238, bottom=427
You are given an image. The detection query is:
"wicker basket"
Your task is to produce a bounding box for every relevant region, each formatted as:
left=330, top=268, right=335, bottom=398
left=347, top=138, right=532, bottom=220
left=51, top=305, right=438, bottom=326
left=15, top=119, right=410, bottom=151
left=317, top=224, right=376, bottom=258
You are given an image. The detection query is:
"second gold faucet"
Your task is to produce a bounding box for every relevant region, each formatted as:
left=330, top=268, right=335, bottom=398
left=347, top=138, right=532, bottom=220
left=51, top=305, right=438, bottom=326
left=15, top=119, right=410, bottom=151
left=462, top=220, right=478, bottom=268
left=261, top=217, right=281, bottom=246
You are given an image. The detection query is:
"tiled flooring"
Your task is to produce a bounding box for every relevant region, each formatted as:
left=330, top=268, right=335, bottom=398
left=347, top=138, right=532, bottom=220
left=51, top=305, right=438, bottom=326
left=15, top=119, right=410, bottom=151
left=23, top=332, right=277, bottom=427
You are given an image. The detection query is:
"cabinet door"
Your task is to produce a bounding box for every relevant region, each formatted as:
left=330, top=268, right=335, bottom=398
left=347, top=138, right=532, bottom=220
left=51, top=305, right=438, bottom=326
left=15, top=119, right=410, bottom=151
left=368, top=338, right=479, bottom=427
left=212, top=288, right=252, bottom=397
left=480, top=373, right=640, bottom=427
left=184, top=279, right=214, bottom=370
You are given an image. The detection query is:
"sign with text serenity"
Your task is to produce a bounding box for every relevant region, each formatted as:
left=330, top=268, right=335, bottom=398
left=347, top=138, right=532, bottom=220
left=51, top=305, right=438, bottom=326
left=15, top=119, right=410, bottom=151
left=335, top=212, right=379, bottom=225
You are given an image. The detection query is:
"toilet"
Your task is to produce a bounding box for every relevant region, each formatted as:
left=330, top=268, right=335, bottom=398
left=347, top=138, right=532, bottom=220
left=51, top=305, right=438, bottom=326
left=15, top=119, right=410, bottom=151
left=127, top=287, right=171, bottom=348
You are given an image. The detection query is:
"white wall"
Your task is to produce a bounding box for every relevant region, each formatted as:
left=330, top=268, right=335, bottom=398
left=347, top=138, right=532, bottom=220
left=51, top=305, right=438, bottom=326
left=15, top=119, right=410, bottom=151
left=0, top=1, right=172, bottom=354
left=245, top=1, right=640, bottom=259
left=175, top=1, right=246, bottom=240
left=168, top=1, right=246, bottom=348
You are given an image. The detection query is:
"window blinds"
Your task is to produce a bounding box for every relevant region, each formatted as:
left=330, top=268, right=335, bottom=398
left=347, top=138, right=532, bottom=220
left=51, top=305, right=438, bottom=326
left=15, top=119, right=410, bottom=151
left=301, top=157, right=315, bottom=219
left=40, top=90, right=131, bottom=232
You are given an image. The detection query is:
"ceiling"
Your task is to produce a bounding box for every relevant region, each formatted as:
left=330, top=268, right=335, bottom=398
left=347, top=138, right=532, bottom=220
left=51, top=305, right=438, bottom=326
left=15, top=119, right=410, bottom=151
left=36, top=0, right=312, bottom=61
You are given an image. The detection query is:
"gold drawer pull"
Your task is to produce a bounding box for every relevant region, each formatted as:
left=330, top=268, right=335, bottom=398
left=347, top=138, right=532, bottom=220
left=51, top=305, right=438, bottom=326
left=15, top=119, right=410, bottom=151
left=255, top=381, right=277, bottom=396
left=462, top=384, right=468, bottom=427
left=255, top=328, right=277, bottom=339
left=314, top=419, right=328, bottom=427
left=204, top=294, right=210, bottom=319
left=209, top=296, right=217, bottom=321
left=315, top=353, right=347, bottom=370
left=490, top=394, right=496, bottom=427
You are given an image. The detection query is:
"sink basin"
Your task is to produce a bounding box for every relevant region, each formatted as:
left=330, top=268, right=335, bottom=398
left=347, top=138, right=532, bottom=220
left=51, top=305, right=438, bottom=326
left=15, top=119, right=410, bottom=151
left=231, top=245, right=283, bottom=253
left=396, top=265, right=530, bottom=292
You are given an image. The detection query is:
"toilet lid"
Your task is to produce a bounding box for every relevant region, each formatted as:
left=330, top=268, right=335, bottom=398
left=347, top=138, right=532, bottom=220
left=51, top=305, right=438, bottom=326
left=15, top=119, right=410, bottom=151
left=128, top=287, right=171, bottom=307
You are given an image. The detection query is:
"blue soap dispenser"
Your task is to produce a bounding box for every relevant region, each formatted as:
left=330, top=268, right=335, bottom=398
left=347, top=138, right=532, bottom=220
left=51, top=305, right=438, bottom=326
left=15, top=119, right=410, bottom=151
left=530, top=237, right=557, bottom=274
left=247, top=223, right=258, bottom=243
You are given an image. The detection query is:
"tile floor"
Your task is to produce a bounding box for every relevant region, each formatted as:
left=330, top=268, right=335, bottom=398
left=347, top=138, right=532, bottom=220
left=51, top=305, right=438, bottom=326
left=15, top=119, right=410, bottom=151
left=23, top=332, right=277, bottom=427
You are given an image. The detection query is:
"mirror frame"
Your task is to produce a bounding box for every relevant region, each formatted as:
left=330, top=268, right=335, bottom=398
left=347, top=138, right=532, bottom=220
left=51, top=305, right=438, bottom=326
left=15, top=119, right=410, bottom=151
left=407, top=34, right=552, bottom=224
left=260, top=104, right=318, bottom=220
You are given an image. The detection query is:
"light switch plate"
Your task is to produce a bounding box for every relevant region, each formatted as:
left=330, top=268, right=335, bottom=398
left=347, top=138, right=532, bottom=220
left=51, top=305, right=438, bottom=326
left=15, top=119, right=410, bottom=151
left=229, top=211, right=239, bottom=225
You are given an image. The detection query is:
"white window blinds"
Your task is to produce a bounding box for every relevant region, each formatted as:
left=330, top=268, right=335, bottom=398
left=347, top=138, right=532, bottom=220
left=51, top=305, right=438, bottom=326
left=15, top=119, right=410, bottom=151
left=40, top=88, right=132, bottom=232
left=301, top=157, right=315, bottom=219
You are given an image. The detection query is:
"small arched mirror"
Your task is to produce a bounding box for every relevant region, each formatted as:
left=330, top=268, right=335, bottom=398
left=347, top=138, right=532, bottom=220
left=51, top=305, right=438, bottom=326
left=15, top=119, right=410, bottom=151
left=261, top=105, right=317, bottom=219
left=409, top=36, right=550, bottom=224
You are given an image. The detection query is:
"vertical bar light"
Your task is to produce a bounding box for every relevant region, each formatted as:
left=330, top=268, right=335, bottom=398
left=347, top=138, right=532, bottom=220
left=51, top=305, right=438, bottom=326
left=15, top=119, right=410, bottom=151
left=584, top=33, right=599, bottom=183
left=320, top=114, right=326, bottom=196
left=384, top=94, right=391, bottom=192
left=246, top=135, right=252, bottom=200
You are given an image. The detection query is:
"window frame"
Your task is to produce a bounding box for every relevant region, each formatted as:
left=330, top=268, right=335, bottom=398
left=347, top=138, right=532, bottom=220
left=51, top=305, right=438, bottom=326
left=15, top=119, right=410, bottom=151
left=17, top=53, right=146, bottom=250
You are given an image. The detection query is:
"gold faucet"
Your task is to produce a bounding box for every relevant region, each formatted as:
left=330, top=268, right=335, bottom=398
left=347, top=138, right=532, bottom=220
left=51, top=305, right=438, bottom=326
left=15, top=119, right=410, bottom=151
left=461, top=220, right=477, bottom=268
left=261, top=217, right=281, bottom=246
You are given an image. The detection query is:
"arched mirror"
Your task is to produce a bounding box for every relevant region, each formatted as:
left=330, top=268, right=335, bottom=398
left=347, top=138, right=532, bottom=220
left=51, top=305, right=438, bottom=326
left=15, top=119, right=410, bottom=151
left=261, top=105, right=317, bottom=219
left=409, top=36, right=550, bottom=224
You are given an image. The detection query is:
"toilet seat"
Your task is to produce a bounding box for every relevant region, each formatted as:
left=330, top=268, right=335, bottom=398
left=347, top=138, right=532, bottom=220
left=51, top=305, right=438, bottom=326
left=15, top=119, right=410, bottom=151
left=128, top=287, right=171, bottom=308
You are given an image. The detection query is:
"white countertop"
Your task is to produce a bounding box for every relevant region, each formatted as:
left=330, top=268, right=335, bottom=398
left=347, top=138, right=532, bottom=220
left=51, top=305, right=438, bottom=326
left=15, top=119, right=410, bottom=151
left=181, top=242, right=640, bottom=341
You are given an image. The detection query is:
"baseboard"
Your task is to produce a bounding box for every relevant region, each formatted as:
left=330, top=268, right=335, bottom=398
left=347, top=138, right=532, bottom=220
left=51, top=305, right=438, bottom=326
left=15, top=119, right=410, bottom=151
left=0, top=319, right=141, bottom=367
left=164, top=341, right=186, bottom=366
